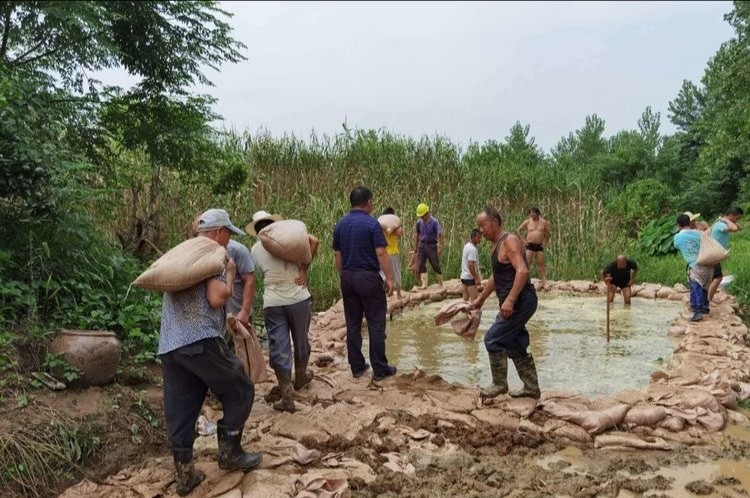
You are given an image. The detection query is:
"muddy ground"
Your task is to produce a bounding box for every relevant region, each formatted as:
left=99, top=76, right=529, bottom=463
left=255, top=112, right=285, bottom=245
left=44, top=369, right=750, bottom=498
left=4, top=280, right=750, bottom=497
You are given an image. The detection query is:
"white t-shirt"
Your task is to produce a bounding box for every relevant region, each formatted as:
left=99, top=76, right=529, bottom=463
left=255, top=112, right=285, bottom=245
left=460, top=242, right=479, bottom=281
left=251, top=242, right=311, bottom=308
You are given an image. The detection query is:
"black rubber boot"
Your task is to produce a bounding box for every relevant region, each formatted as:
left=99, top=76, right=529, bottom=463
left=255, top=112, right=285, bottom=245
left=173, top=450, right=205, bottom=496
left=217, top=426, right=262, bottom=471
left=293, top=355, right=314, bottom=390
left=273, top=368, right=296, bottom=413
left=481, top=352, right=509, bottom=399
left=510, top=353, right=541, bottom=399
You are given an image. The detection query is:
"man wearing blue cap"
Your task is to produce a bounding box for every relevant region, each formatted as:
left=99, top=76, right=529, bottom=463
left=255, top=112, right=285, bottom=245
left=160, top=208, right=262, bottom=496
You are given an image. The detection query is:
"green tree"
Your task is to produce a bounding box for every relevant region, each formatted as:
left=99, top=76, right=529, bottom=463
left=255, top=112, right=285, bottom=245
left=0, top=1, right=246, bottom=332
left=674, top=1, right=750, bottom=212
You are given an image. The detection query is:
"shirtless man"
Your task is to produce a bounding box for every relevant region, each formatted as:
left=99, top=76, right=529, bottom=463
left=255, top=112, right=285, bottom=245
left=517, top=207, right=550, bottom=281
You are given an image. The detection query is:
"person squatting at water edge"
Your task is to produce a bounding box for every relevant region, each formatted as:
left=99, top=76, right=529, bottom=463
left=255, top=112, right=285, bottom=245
left=472, top=206, right=541, bottom=400
left=517, top=206, right=551, bottom=283
left=673, top=213, right=713, bottom=322
left=247, top=210, right=319, bottom=413
left=412, top=202, right=445, bottom=289
left=333, top=186, right=399, bottom=381
left=601, top=255, right=639, bottom=305
left=160, top=209, right=262, bottom=497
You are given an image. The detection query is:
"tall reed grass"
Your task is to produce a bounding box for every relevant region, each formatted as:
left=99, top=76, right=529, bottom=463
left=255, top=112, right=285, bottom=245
left=117, top=127, right=629, bottom=311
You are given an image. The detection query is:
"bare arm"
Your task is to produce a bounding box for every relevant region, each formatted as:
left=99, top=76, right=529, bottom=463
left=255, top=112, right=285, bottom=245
left=722, top=218, right=740, bottom=232
left=376, top=246, right=394, bottom=296
left=472, top=274, right=495, bottom=308
left=544, top=220, right=551, bottom=245
left=517, top=220, right=528, bottom=240
left=437, top=232, right=445, bottom=257
left=296, top=235, right=320, bottom=286
left=629, top=268, right=638, bottom=286
left=469, top=260, right=480, bottom=284
left=236, top=272, right=255, bottom=325
left=207, top=260, right=236, bottom=309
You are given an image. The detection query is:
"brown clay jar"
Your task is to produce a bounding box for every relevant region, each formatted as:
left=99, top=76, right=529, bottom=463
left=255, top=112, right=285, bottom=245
left=48, top=330, right=121, bottom=386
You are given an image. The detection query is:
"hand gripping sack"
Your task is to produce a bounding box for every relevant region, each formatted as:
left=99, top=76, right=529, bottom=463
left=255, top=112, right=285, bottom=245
left=258, top=219, right=312, bottom=264
left=132, top=237, right=226, bottom=292
left=696, top=231, right=729, bottom=266
left=378, top=214, right=401, bottom=235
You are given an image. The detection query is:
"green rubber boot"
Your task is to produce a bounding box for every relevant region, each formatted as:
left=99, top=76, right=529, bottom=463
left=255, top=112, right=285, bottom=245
left=481, top=352, right=509, bottom=399
left=510, top=353, right=541, bottom=399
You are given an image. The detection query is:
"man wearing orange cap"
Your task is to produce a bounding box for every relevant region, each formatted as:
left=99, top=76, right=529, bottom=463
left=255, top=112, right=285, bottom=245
left=412, top=203, right=444, bottom=289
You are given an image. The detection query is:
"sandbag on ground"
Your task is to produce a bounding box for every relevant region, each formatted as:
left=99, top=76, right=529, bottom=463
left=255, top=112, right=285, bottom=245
left=542, top=402, right=629, bottom=435
left=622, top=405, right=668, bottom=427
left=132, top=236, right=226, bottom=292
left=594, top=434, right=672, bottom=451
left=259, top=219, right=313, bottom=264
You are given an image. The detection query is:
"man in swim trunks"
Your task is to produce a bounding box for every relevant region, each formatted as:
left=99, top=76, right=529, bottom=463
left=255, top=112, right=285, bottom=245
left=601, top=255, right=638, bottom=304
left=517, top=207, right=550, bottom=281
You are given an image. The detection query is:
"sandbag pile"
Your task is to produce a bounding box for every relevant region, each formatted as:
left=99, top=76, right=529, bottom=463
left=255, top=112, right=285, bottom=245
left=308, top=278, right=750, bottom=450
left=132, top=236, right=226, bottom=292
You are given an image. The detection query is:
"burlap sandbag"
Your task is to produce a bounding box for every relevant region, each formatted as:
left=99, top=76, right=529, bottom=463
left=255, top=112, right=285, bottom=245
left=259, top=220, right=312, bottom=264
left=378, top=214, right=401, bottom=235
left=696, top=231, right=729, bottom=266
left=132, top=237, right=226, bottom=292
left=228, top=315, right=268, bottom=384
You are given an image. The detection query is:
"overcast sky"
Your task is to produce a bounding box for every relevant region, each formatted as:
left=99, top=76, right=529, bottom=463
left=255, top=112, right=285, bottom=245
left=107, top=1, right=735, bottom=151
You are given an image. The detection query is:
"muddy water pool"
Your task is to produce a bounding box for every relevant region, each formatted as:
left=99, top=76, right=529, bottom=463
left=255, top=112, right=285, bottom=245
left=369, top=293, right=684, bottom=397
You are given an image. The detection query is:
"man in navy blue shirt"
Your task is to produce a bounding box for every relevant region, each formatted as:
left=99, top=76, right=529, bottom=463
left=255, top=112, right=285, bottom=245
left=333, top=187, right=397, bottom=381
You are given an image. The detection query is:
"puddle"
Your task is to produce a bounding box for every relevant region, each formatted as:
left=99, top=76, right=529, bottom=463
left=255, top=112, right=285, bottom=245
left=651, top=460, right=750, bottom=497
left=375, top=293, right=683, bottom=397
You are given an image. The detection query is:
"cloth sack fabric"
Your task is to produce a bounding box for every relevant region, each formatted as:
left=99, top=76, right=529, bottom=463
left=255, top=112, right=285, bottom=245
left=132, top=237, right=226, bottom=292
left=378, top=214, right=401, bottom=235
left=259, top=220, right=313, bottom=264
left=696, top=231, right=729, bottom=266
left=227, top=315, right=269, bottom=384
left=434, top=299, right=482, bottom=340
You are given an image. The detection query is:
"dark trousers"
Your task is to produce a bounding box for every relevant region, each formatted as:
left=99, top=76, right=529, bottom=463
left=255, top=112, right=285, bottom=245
left=417, top=242, right=442, bottom=274
left=160, top=337, right=254, bottom=457
left=341, top=270, right=390, bottom=376
left=264, top=297, right=312, bottom=373
left=689, top=279, right=708, bottom=312
left=484, top=287, right=538, bottom=359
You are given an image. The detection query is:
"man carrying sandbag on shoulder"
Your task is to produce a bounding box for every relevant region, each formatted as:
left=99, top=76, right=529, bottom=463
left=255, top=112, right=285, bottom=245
left=248, top=210, right=319, bottom=413
left=192, top=214, right=256, bottom=335
left=160, top=209, right=262, bottom=496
